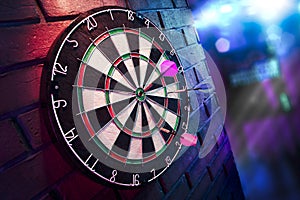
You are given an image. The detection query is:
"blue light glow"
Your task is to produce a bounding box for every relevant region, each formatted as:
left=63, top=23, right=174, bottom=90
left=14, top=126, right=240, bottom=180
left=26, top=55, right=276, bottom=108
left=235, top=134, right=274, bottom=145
left=246, top=0, right=295, bottom=23
left=193, top=0, right=296, bottom=29
left=215, top=37, right=230, bottom=53
left=230, top=58, right=280, bottom=86
left=220, top=4, right=233, bottom=13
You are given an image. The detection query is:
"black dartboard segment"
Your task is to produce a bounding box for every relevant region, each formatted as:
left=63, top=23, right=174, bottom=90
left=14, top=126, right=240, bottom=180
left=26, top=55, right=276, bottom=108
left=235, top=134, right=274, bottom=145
left=41, top=6, right=190, bottom=187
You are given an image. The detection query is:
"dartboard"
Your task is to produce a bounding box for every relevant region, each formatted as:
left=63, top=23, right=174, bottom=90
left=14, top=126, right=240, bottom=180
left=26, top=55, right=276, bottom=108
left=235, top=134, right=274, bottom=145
left=41, top=7, right=190, bottom=187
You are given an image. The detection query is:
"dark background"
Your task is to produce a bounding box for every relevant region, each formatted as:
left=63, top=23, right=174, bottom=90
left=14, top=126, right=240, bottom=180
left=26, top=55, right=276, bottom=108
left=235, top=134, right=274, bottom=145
left=189, top=0, right=300, bottom=199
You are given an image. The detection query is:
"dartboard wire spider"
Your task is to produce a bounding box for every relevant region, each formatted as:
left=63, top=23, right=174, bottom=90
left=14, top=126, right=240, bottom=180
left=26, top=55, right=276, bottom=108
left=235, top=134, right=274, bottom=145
left=88, top=99, right=137, bottom=141
left=88, top=37, right=137, bottom=89
left=144, top=61, right=182, bottom=92
left=75, top=57, right=136, bottom=92
left=72, top=84, right=134, bottom=95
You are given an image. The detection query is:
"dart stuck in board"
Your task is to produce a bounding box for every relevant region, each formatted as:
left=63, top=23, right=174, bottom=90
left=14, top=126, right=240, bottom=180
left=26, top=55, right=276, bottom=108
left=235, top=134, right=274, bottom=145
left=160, top=60, right=178, bottom=77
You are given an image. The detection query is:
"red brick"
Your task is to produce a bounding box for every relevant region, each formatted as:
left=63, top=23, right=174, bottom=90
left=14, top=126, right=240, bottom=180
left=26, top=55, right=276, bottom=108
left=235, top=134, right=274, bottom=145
left=0, top=0, right=39, bottom=23
left=0, top=21, right=70, bottom=67
left=189, top=104, right=209, bottom=133
left=186, top=157, right=207, bottom=187
left=183, top=26, right=198, bottom=45
left=207, top=139, right=231, bottom=181
left=135, top=180, right=164, bottom=200
left=198, top=112, right=225, bottom=159
left=223, top=154, right=235, bottom=177
left=173, top=0, right=188, bottom=8
left=188, top=170, right=211, bottom=200
left=18, top=108, right=51, bottom=149
left=163, top=29, right=186, bottom=50
left=138, top=11, right=161, bottom=28
left=205, top=169, right=227, bottom=200
left=160, top=9, right=193, bottom=29
left=128, top=0, right=173, bottom=10
left=0, top=119, right=26, bottom=166
left=103, top=0, right=126, bottom=7
left=184, top=66, right=200, bottom=91
left=159, top=146, right=198, bottom=192
left=0, top=145, right=72, bottom=199
left=57, top=171, right=104, bottom=200
left=178, top=44, right=205, bottom=70
left=205, top=93, right=220, bottom=117
left=197, top=59, right=210, bottom=78
left=165, top=176, right=190, bottom=200
left=220, top=167, right=245, bottom=200
left=38, top=0, right=104, bottom=19
left=216, top=129, right=227, bottom=149
left=0, top=65, right=42, bottom=114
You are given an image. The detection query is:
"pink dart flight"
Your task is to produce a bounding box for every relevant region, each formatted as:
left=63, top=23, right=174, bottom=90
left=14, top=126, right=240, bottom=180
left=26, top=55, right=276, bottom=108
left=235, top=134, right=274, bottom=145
left=180, top=133, right=198, bottom=147
left=160, top=60, right=178, bottom=77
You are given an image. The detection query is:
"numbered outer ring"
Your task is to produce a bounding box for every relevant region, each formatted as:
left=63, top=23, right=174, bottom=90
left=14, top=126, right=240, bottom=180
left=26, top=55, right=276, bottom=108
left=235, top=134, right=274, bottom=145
left=41, top=6, right=190, bottom=187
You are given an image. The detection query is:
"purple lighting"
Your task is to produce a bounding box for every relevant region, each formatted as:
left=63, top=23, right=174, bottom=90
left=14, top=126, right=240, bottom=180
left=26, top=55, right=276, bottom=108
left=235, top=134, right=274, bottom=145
left=160, top=60, right=178, bottom=77
left=244, top=115, right=295, bottom=158
left=215, top=37, right=230, bottom=53
left=262, top=79, right=279, bottom=109
left=180, top=133, right=198, bottom=147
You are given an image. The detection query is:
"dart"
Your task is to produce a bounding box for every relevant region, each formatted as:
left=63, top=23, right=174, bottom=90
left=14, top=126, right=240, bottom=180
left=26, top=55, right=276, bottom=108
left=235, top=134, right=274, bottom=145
left=73, top=85, right=135, bottom=95
left=167, top=79, right=213, bottom=94
left=160, top=127, right=176, bottom=135
left=180, top=133, right=198, bottom=147
left=160, top=60, right=178, bottom=77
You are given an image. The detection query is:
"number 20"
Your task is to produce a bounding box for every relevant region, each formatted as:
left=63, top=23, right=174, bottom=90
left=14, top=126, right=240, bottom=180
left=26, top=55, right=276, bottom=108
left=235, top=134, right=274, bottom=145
left=85, top=16, right=97, bottom=31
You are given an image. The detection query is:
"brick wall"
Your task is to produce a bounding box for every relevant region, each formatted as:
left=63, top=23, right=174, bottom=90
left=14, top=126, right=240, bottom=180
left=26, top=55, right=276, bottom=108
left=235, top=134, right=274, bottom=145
left=0, top=0, right=244, bottom=199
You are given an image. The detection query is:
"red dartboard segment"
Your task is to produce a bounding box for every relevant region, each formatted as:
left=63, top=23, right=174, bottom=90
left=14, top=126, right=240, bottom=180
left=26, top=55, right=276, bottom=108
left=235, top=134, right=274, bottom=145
left=124, top=28, right=138, bottom=35
left=123, top=127, right=132, bottom=135
left=153, top=41, right=164, bottom=53
left=82, top=113, right=95, bottom=137
left=110, top=151, right=127, bottom=163
left=177, top=100, right=181, bottom=115
left=108, top=105, right=115, bottom=118
left=105, top=76, right=111, bottom=90
left=114, top=57, right=123, bottom=66
left=130, top=52, right=140, bottom=58
left=143, top=153, right=157, bottom=163
left=95, top=33, right=110, bottom=46
left=77, top=64, right=86, bottom=87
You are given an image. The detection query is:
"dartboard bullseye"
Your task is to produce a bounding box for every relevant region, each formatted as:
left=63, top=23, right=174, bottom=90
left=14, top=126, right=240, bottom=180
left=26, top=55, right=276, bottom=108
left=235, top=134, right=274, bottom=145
left=41, top=7, right=190, bottom=187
